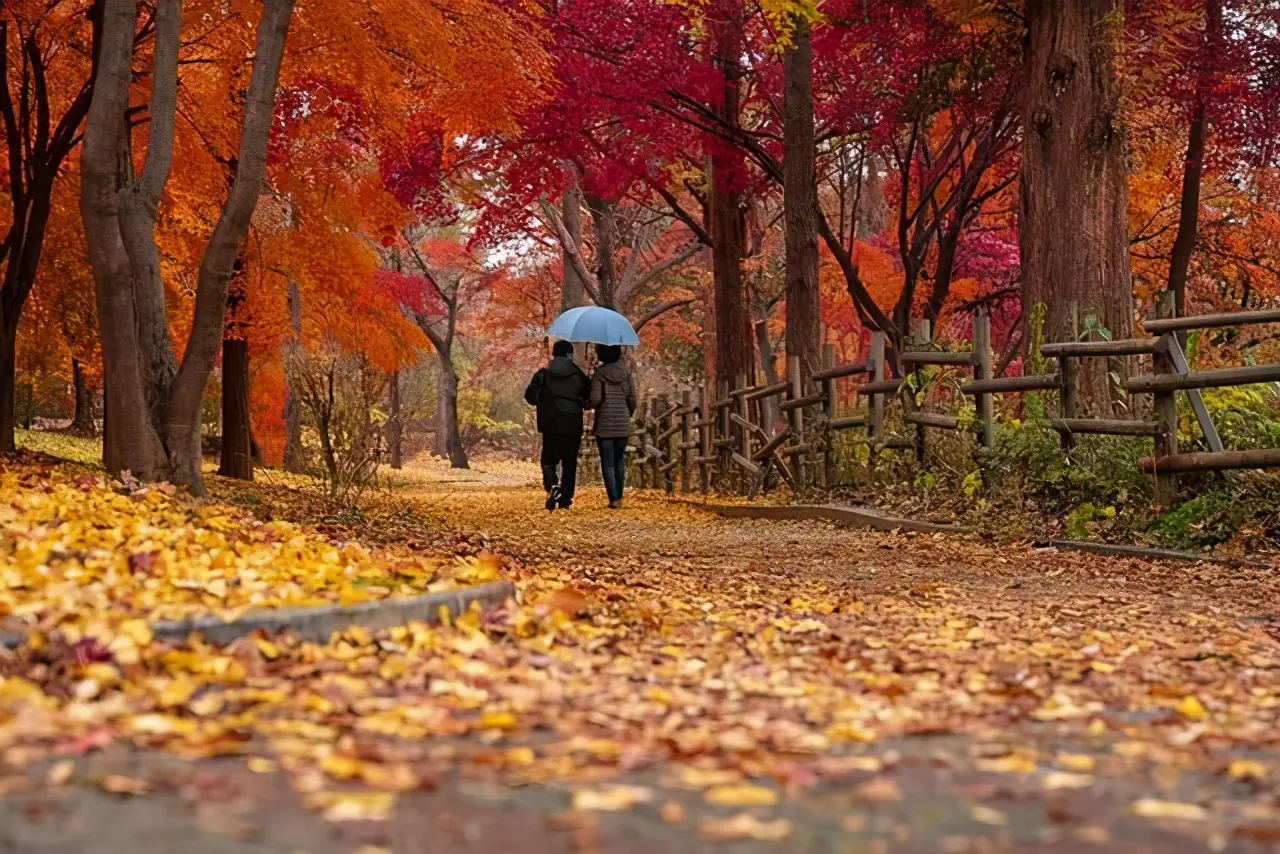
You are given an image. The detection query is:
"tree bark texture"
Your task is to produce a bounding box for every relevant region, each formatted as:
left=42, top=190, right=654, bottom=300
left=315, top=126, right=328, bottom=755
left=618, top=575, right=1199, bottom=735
left=0, top=328, right=15, bottom=449
left=782, top=19, right=820, bottom=384
left=79, top=0, right=294, bottom=491
left=435, top=354, right=469, bottom=469
left=707, top=1, right=754, bottom=392
left=283, top=281, right=304, bottom=472
left=71, top=360, right=96, bottom=436
left=587, top=194, right=618, bottom=309
left=1167, top=0, right=1221, bottom=318
left=561, top=177, right=586, bottom=313
left=1020, top=0, right=1134, bottom=411
left=217, top=335, right=253, bottom=480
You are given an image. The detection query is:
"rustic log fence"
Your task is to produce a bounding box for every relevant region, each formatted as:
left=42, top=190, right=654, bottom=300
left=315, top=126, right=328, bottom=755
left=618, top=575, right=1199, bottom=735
left=621, top=305, right=1280, bottom=504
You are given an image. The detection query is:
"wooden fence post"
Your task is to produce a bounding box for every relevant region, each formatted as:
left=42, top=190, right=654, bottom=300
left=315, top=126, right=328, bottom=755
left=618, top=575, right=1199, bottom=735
left=822, top=343, right=837, bottom=487
left=699, top=382, right=712, bottom=494
left=680, top=390, right=692, bottom=493
left=650, top=394, right=664, bottom=490
left=974, top=311, right=995, bottom=450
left=717, top=379, right=730, bottom=486
left=911, top=320, right=931, bottom=464
left=788, top=355, right=806, bottom=490
left=1152, top=294, right=1179, bottom=505
left=869, top=331, right=886, bottom=446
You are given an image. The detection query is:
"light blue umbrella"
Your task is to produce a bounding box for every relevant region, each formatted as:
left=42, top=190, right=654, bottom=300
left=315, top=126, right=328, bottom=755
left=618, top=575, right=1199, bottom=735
left=547, top=305, right=640, bottom=346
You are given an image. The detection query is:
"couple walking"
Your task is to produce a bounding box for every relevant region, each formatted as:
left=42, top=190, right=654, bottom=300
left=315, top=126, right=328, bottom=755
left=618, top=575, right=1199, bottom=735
left=524, top=341, right=635, bottom=511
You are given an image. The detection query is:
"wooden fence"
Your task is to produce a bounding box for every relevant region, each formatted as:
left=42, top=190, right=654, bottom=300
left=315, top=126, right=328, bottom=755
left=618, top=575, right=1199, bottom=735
left=623, top=305, right=1280, bottom=504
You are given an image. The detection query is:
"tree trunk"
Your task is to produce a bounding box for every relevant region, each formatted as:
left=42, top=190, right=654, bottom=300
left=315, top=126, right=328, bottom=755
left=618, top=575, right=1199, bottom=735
left=283, top=282, right=304, bottom=472
left=0, top=326, right=15, bottom=451
left=71, top=360, right=96, bottom=436
left=587, top=194, right=618, bottom=309
left=782, top=18, right=820, bottom=384
left=1020, top=0, right=1133, bottom=411
left=217, top=334, right=253, bottom=479
left=1167, top=0, right=1221, bottom=318
left=79, top=0, right=294, bottom=492
left=708, top=1, right=754, bottom=392
left=387, top=370, right=403, bottom=469
left=435, top=353, right=468, bottom=469
left=561, top=174, right=586, bottom=313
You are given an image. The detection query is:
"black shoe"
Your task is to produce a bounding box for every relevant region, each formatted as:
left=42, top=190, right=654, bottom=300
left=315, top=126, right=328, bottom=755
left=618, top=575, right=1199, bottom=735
left=558, top=497, right=572, bottom=510
left=545, top=486, right=560, bottom=511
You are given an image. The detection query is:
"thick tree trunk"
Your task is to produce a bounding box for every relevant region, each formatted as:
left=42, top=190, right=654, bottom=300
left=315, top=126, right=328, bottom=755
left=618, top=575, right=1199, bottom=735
left=217, top=335, right=253, bottom=480
left=782, top=19, right=820, bottom=383
left=561, top=175, right=586, bottom=313
left=387, top=370, right=403, bottom=470
left=71, top=360, right=96, bottom=436
left=435, top=353, right=468, bottom=469
left=80, top=0, right=294, bottom=492
left=707, top=1, right=753, bottom=392
left=282, top=281, right=304, bottom=472
left=587, top=194, right=618, bottom=309
left=1167, top=0, right=1221, bottom=318
left=1021, top=0, right=1133, bottom=412
left=0, top=326, right=15, bottom=451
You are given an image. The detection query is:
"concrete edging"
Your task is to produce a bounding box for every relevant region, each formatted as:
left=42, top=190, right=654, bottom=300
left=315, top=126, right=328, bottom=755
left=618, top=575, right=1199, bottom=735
left=0, top=580, right=516, bottom=650
left=675, top=499, right=973, bottom=535
left=1032, top=539, right=1275, bottom=570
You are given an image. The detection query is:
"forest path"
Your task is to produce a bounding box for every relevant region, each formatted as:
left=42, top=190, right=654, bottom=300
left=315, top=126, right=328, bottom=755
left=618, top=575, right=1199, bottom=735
left=5, top=458, right=1280, bottom=853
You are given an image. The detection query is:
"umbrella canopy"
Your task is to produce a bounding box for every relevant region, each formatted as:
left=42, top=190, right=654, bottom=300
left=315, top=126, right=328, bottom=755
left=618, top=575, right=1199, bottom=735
left=547, top=306, right=640, bottom=346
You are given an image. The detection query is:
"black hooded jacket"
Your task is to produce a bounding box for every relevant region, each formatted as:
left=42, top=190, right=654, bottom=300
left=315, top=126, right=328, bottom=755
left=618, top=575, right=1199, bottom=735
left=524, top=356, right=592, bottom=435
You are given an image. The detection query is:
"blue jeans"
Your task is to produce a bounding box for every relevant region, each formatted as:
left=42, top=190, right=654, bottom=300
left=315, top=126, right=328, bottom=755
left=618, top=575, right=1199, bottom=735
left=596, top=437, right=627, bottom=503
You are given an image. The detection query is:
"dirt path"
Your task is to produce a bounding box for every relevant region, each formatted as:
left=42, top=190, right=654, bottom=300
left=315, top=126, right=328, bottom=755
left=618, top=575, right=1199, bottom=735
left=5, top=463, right=1280, bottom=853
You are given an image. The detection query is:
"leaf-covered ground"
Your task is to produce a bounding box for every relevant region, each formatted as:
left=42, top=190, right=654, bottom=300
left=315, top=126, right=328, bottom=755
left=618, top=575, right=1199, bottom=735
left=3, top=447, right=1280, bottom=852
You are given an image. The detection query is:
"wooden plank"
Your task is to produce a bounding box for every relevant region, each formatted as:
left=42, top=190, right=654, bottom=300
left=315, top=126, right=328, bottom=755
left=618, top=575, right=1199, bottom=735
left=1126, top=363, right=1280, bottom=393
left=779, top=391, right=827, bottom=412
left=830, top=415, right=867, bottom=431
left=812, top=361, right=868, bottom=381
left=1162, top=336, right=1224, bottom=453
left=745, top=380, right=790, bottom=401
left=963, top=374, right=1062, bottom=395
left=1144, top=307, right=1280, bottom=333
left=731, top=452, right=761, bottom=475
left=730, top=412, right=767, bottom=437
left=1040, top=338, right=1159, bottom=357
left=1140, top=448, right=1280, bottom=473
left=780, top=442, right=819, bottom=457
left=859, top=378, right=904, bottom=395
left=1051, top=418, right=1162, bottom=436
left=904, top=411, right=960, bottom=430
left=900, top=350, right=975, bottom=366
left=752, top=428, right=792, bottom=461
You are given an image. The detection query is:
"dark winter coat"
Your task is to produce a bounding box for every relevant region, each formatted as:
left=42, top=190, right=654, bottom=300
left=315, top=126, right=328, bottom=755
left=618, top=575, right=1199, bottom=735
left=524, top=356, right=591, bottom=435
left=588, top=362, right=637, bottom=439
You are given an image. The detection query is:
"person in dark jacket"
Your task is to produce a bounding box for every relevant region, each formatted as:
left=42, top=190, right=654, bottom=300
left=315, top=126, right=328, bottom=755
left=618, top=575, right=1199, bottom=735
left=588, top=344, right=637, bottom=509
left=525, top=340, right=592, bottom=510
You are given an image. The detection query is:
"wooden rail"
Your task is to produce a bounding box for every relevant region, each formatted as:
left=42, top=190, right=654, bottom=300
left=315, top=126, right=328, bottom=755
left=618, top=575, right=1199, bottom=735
left=617, top=305, right=1278, bottom=505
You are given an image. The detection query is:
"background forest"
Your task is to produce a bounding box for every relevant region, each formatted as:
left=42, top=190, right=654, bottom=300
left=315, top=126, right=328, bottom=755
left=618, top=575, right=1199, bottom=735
left=3, top=0, right=1279, bottom=548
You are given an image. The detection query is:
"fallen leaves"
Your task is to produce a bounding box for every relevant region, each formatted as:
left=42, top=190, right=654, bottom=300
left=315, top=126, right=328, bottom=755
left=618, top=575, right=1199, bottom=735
left=1130, top=799, right=1209, bottom=822
left=704, top=783, right=778, bottom=806
left=2, top=452, right=1280, bottom=850
left=571, top=785, right=654, bottom=811
left=698, top=813, right=793, bottom=841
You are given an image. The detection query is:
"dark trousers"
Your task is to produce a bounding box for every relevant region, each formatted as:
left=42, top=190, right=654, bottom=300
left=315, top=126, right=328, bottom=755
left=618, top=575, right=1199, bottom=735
left=596, top=437, right=628, bottom=503
left=540, top=432, right=582, bottom=502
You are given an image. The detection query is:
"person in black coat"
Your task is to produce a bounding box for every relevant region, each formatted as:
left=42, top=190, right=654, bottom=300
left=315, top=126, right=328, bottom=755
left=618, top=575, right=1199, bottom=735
left=524, top=340, right=591, bottom=510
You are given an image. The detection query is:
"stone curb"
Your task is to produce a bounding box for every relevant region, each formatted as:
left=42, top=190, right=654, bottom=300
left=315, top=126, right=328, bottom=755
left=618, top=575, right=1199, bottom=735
left=673, top=498, right=973, bottom=535
left=1033, top=539, right=1276, bottom=570
left=0, top=580, right=516, bottom=650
